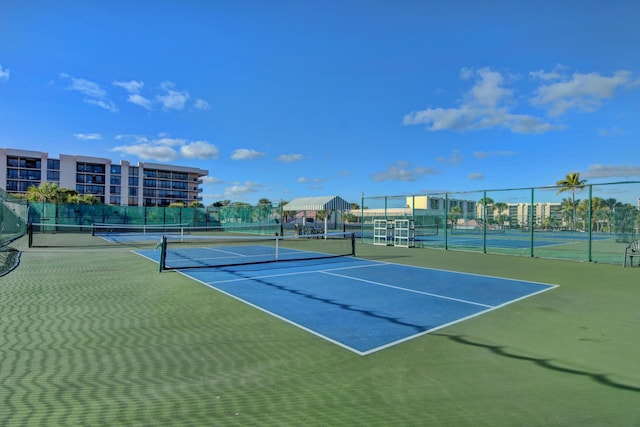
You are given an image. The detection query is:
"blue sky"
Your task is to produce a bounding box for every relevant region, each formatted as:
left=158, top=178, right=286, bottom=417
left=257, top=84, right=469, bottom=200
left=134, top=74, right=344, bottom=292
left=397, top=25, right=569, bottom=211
left=1, top=1, right=640, bottom=206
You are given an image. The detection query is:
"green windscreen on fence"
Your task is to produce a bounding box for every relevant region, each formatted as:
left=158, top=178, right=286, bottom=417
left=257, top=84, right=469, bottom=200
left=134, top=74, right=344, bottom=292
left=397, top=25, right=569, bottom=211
left=0, top=188, right=28, bottom=275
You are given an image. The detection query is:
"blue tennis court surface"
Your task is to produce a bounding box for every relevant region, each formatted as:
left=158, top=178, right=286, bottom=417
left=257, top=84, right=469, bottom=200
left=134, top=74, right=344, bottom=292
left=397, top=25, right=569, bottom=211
left=135, top=248, right=556, bottom=355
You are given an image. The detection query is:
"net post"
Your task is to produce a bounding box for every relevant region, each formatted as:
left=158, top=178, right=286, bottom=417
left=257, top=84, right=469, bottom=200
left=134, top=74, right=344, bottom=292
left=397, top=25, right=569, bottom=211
left=27, top=223, right=33, bottom=248
left=351, top=232, right=356, bottom=256
left=158, top=235, right=167, bottom=273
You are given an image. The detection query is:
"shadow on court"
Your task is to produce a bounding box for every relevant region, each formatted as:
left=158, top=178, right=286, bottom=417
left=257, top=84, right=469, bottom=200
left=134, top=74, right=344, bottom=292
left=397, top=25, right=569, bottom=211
left=435, top=333, right=640, bottom=393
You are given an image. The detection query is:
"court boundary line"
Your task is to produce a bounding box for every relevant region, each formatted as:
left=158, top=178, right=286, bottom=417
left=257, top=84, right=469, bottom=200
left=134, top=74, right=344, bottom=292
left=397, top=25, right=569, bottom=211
left=320, top=270, right=494, bottom=308
left=132, top=250, right=558, bottom=355
left=176, top=269, right=365, bottom=355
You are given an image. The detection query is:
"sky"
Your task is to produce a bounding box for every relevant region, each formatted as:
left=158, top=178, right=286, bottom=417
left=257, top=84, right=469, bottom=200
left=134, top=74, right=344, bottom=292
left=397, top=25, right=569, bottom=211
left=1, top=1, right=640, bottom=206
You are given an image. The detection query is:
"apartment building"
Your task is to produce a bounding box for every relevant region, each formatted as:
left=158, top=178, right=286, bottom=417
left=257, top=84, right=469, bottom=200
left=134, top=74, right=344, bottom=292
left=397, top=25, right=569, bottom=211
left=483, top=202, right=562, bottom=227
left=1, top=148, right=208, bottom=207
left=406, top=195, right=477, bottom=218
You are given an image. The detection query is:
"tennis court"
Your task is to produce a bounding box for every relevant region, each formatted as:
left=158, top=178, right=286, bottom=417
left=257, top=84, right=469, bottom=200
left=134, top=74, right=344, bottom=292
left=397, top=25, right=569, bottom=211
left=4, top=232, right=640, bottom=425
left=135, top=238, right=555, bottom=355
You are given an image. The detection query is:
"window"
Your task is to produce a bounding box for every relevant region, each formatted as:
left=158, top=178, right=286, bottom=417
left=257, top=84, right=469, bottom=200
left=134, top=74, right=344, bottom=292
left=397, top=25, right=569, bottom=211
left=111, top=165, right=121, bottom=175
left=110, top=175, right=121, bottom=185
left=47, top=170, right=60, bottom=181
left=172, top=172, right=188, bottom=180
left=47, top=159, right=60, bottom=170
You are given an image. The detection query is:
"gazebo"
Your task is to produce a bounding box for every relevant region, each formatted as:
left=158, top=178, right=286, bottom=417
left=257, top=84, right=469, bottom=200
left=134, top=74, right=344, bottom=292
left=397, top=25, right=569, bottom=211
left=283, top=195, right=352, bottom=233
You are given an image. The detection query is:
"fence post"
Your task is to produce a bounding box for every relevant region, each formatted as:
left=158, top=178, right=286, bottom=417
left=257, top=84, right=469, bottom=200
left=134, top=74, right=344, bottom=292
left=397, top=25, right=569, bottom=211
left=530, top=188, right=535, bottom=257
left=482, top=191, right=487, bottom=253
left=444, top=193, right=449, bottom=250
left=587, top=185, right=593, bottom=262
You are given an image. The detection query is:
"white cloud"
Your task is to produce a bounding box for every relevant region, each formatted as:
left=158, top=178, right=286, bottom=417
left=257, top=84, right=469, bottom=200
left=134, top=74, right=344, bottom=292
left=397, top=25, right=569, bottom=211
left=473, top=150, right=515, bottom=159
left=85, top=98, right=118, bottom=112
left=112, top=134, right=215, bottom=162
left=277, top=153, right=304, bottom=162
left=597, top=126, right=623, bottom=137
left=202, top=176, right=223, bottom=184
left=112, top=143, right=179, bottom=161
left=403, top=67, right=562, bottom=134
left=297, top=176, right=324, bottom=183
left=231, top=148, right=266, bottom=160
left=530, top=70, right=632, bottom=116
left=0, top=64, right=10, bottom=83
left=194, top=99, right=210, bottom=110
left=74, top=133, right=102, bottom=140
left=436, top=149, right=464, bottom=165
left=113, top=80, right=144, bottom=93
left=60, top=73, right=117, bottom=112
left=582, top=164, right=640, bottom=179
left=467, top=173, right=485, bottom=180
left=156, top=81, right=190, bottom=111
left=371, top=161, right=436, bottom=182
left=180, top=141, right=219, bottom=159
left=529, top=65, right=569, bottom=81
left=223, top=182, right=262, bottom=198
left=63, top=76, right=106, bottom=98
left=126, top=94, right=153, bottom=110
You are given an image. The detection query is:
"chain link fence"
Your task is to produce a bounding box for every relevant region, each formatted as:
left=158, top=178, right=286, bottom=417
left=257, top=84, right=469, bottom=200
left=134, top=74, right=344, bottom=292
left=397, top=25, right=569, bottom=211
left=360, top=181, right=640, bottom=265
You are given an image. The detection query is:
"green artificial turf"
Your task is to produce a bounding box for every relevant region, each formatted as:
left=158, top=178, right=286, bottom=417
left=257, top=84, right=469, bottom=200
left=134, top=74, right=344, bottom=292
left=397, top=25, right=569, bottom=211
left=1, top=238, right=639, bottom=426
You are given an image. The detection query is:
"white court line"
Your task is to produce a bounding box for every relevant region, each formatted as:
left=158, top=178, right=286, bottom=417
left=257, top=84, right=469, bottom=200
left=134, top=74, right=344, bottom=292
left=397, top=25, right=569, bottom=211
left=203, top=260, right=381, bottom=284
left=320, top=270, right=494, bottom=308
left=202, top=260, right=493, bottom=308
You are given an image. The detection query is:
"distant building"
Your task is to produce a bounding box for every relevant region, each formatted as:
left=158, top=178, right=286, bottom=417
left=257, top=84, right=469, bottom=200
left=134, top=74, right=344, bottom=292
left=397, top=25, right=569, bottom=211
left=407, top=195, right=477, bottom=218
left=0, top=148, right=208, bottom=207
left=478, top=201, right=563, bottom=228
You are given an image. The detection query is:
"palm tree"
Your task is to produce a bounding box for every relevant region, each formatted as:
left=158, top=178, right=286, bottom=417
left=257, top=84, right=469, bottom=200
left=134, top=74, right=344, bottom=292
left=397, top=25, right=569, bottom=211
left=493, top=202, right=508, bottom=229
left=26, top=182, right=62, bottom=203
left=560, top=197, right=579, bottom=229
left=449, top=206, right=462, bottom=230
left=556, top=173, right=586, bottom=230
left=477, top=196, right=494, bottom=223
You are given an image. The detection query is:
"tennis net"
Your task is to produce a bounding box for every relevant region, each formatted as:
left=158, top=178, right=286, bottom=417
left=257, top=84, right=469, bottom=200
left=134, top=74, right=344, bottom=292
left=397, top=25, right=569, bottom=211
left=28, top=222, right=284, bottom=247
left=158, top=231, right=356, bottom=271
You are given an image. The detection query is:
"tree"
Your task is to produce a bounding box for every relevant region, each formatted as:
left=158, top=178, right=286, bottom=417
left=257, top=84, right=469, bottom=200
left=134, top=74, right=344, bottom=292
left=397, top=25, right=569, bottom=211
left=258, top=198, right=271, bottom=206
left=67, top=193, right=100, bottom=205
left=477, top=197, right=494, bottom=222
left=493, top=202, right=509, bottom=228
left=449, top=206, right=462, bottom=229
left=26, top=182, right=62, bottom=203
left=556, top=172, right=587, bottom=230
left=560, top=197, right=579, bottom=230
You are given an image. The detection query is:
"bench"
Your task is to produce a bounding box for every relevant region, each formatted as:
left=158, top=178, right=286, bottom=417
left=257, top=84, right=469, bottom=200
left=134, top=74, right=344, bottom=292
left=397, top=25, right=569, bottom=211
left=624, top=239, right=640, bottom=267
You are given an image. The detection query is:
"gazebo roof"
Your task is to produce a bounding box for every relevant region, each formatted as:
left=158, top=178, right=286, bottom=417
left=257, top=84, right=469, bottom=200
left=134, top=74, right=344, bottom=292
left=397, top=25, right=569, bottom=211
left=283, top=196, right=352, bottom=211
